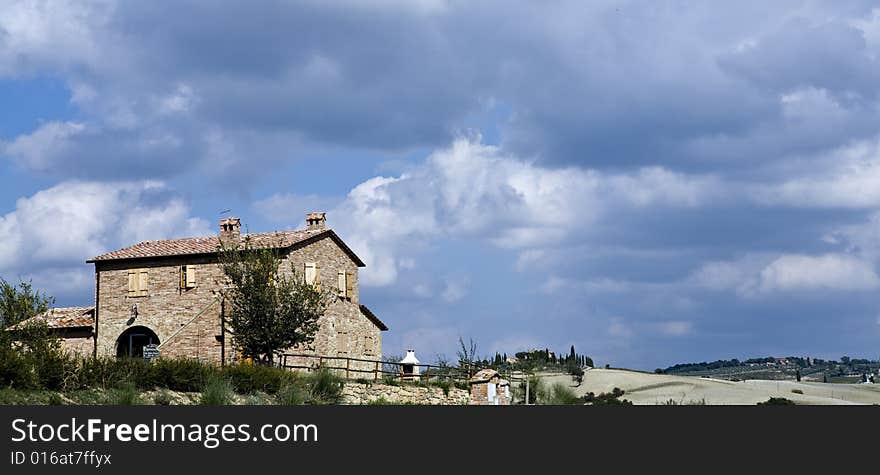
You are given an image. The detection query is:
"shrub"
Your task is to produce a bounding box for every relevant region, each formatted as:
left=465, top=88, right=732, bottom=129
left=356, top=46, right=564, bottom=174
left=545, top=383, right=581, bottom=405
left=275, top=382, right=308, bottom=405
left=514, top=375, right=545, bottom=404
left=434, top=379, right=452, bottom=397
left=222, top=363, right=295, bottom=394
left=757, top=397, right=795, bottom=406
left=791, top=389, right=803, bottom=395
left=368, top=396, right=391, bottom=405
left=150, top=358, right=211, bottom=392
left=109, top=383, right=141, bottom=405
left=200, top=376, right=234, bottom=406
left=583, top=387, right=632, bottom=405
left=307, top=367, right=344, bottom=404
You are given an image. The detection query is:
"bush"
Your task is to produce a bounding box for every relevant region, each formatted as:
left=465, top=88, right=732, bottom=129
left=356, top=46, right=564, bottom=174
left=150, top=358, right=211, bottom=392
left=545, top=383, right=581, bottom=405
left=514, top=375, right=545, bottom=404
left=791, top=389, right=803, bottom=395
left=307, top=367, right=344, bottom=404
left=757, top=397, right=795, bottom=406
left=433, top=379, right=452, bottom=396
left=200, top=376, right=234, bottom=405
left=109, top=383, right=141, bottom=405
left=583, top=387, right=632, bottom=405
left=275, top=382, right=308, bottom=405
left=222, top=363, right=295, bottom=394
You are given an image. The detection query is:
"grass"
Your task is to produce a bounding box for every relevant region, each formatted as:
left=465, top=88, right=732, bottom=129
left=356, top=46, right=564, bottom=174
left=200, top=376, right=235, bottom=406
left=275, top=383, right=308, bottom=405
left=109, top=383, right=141, bottom=405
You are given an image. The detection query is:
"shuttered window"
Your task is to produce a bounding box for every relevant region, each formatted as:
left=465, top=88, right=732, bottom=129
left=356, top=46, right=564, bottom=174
left=337, top=271, right=346, bottom=298
left=180, top=265, right=196, bottom=289
left=304, top=262, right=320, bottom=290
left=345, top=272, right=354, bottom=299
left=128, top=269, right=148, bottom=296
left=336, top=331, right=348, bottom=355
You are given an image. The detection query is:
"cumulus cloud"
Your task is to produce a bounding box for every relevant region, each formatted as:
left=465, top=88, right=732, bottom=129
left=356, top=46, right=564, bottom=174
left=322, top=137, right=719, bottom=286
left=0, top=181, right=209, bottom=301
left=690, top=253, right=880, bottom=295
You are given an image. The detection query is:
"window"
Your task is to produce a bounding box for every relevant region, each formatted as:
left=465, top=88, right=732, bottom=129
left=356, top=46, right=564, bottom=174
left=127, top=269, right=148, bottom=297
left=304, top=262, right=320, bottom=290
left=364, top=336, right=374, bottom=356
left=336, top=331, right=348, bottom=355
left=337, top=271, right=354, bottom=299
left=179, top=265, right=196, bottom=289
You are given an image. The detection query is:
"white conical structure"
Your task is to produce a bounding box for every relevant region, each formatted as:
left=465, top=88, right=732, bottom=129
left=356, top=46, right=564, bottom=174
left=399, top=349, right=420, bottom=379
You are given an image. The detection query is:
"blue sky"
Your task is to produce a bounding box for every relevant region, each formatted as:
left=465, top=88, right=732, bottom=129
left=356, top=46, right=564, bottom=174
left=2, top=0, right=880, bottom=369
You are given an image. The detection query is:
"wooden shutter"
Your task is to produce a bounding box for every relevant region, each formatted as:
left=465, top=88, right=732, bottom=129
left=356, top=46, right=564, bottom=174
left=304, top=263, right=316, bottom=286
left=337, top=271, right=346, bottom=297
left=128, top=271, right=137, bottom=294
left=345, top=272, right=353, bottom=299
left=179, top=266, right=187, bottom=289
left=336, top=331, right=348, bottom=355
left=314, top=263, right=321, bottom=291
left=138, top=270, right=148, bottom=294
left=186, top=265, right=196, bottom=288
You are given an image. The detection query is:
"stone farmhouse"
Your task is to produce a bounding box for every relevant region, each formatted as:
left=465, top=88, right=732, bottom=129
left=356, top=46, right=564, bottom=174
left=12, top=213, right=387, bottom=365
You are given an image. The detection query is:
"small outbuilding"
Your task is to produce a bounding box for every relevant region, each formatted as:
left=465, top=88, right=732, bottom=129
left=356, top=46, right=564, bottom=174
left=469, top=368, right=511, bottom=405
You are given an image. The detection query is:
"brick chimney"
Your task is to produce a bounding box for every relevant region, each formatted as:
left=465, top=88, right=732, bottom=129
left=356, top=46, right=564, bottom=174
left=219, top=217, right=241, bottom=241
left=306, top=212, right=326, bottom=231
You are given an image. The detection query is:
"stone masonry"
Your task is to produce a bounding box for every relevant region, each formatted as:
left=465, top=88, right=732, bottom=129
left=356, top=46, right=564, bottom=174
left=89, top=213, right=386, bottom=364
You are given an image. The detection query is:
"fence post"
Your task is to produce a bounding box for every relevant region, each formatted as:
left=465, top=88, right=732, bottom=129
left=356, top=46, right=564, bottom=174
left=346, top=358, right=351, bottom=380
left=374, top=361, right=379, bottom=381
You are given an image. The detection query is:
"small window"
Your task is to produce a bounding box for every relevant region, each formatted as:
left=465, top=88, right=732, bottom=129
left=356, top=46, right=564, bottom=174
left=364, top=336, right=374, bottom=356
left=128, top=269, right=148, bottom=297
left=305, top=262, right=320, bottom=291
left=180, top=265, right=196, bottom=289
left=336, top=331, right=348, bottom=355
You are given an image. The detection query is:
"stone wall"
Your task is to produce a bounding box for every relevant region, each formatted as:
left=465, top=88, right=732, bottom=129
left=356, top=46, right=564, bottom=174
left=342, top=382, right=470, bottom=405
left=58, top=328, right=95, bottom=358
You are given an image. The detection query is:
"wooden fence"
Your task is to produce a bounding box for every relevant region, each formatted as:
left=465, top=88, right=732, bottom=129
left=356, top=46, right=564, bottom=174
left=279, top=353, right=518, bottom=384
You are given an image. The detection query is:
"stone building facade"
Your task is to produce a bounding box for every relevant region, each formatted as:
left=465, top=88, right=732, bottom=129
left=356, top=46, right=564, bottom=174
left=86, top=213, right=386, bottom=365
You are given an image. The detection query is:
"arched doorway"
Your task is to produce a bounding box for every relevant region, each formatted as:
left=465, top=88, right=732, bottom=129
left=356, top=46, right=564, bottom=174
left=116, top=326, right=160, bottom=358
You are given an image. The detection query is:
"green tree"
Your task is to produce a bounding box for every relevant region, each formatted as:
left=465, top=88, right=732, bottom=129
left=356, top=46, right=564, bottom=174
left=219, top=237, right=328, bottom=365
left=0, top=278, right=54, bottom=329
left=0, top=278, right=57, bottom=352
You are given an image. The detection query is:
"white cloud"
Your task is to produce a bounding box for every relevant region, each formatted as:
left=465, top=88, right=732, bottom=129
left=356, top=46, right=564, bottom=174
left=440, top=277, right=469, bottom=303
left=757, top=136, right=880, bottom=208
left=0, top=180, right=209, bottom=300
left=690, top=253, right=880, bottom=296
left=758, top=254, right=880, bottom=293
left=328, top=136, right=718, bottom=286
left=3, top=121, right=87, bottom=172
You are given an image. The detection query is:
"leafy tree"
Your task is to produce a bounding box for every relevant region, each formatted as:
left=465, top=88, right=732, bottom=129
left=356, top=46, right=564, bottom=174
left=0, top=278, right=54, bottom=329
left=0, top=278, right=57, bottom=351
left=219, top=237, right=327, bottom=365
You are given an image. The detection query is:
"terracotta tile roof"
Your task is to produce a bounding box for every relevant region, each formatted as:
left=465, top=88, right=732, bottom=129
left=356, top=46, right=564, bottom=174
left=359, top=304, right=389, bottom=331
left=7, top=306, right=95, bottom=330
left=87, top=228, right=365, bottom=266
left=470, top=368, right=500, bottom=383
